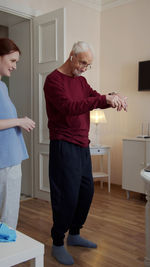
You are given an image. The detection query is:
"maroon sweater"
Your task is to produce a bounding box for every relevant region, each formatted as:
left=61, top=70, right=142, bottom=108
left=44, top=69, right=110, bottom=147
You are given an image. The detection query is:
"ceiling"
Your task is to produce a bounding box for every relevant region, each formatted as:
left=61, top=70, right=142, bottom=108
left=72, top=0, right=136, bottom=11
left=0, top=0, right=136, bottom=25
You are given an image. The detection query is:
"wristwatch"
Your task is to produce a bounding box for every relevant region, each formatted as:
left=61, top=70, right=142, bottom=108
left=108, top=92, right=118, bottom=95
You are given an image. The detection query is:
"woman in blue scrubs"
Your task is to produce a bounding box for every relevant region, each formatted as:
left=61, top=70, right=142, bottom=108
left=0, top=38, right=35, bottom=229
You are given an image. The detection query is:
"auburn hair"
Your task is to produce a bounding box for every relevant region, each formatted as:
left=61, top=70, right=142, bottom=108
left=0, top=38, right=21, bottom=56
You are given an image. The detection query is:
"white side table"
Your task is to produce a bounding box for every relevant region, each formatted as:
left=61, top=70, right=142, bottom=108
left=0, top=230, right=44, bottom=267
left=90, top=145, right=111, bottom=192
left=141, top=169, right=150, bottom=267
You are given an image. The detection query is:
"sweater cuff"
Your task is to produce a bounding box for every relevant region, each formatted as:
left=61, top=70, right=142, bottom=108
left=100, top=95, right=111, bottom=108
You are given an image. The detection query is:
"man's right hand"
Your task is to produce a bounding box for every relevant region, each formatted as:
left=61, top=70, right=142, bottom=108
left=106, top=93, right=128, bottom=112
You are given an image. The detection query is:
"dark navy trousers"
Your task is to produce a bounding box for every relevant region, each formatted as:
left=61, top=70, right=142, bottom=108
left=49, top=140, right=94, bottom=246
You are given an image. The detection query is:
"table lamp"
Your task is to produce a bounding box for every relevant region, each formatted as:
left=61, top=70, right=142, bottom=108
left=90, top=109, right=107, bottom=146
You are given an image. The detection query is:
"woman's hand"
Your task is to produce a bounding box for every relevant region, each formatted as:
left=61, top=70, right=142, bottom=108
left=18, top=117, right=35, bottom=132
left=0, top=117, right=35, bottom=131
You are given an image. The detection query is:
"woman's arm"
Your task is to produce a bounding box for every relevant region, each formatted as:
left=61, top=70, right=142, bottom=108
left=0, top=117, right=35, bottom=132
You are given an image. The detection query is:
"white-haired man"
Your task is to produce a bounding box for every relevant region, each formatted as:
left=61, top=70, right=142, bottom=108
left=44, top=41, right=127, bottom=265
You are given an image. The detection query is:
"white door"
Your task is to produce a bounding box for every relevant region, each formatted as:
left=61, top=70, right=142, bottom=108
left=33, top=8, right=66, bottom=200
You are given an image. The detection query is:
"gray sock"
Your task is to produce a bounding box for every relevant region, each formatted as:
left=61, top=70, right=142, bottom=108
left=67, top=234, right=97, bottom=248
left=52, top=245, right=74, bottom=265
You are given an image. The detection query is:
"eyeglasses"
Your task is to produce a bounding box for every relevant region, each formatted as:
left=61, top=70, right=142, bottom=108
left=74, top=55, right=92, bottom=70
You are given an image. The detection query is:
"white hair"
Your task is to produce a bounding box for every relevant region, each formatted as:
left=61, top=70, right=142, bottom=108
left=72, top=41, right=94, bottom=57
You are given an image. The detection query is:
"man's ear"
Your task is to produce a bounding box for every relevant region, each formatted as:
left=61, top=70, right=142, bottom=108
left=69, top=51, right=74, bottom=61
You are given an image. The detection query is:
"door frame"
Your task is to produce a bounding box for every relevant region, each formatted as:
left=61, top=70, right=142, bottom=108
left=0, top=4, right=36, bottom=196
left=0, top=4, right=66, bottom=200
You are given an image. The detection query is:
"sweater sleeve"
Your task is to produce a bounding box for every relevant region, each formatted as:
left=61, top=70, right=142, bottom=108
left=81, top=77, right=110, bottom=109
left=44, top=75, right=110, bottom=116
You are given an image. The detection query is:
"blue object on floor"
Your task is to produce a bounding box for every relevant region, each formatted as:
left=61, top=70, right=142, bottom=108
left=0, top=223, right=17, bottom=242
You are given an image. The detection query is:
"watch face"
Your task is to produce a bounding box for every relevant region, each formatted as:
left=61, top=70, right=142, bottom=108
left=108, top=92, right=117, bottom=95
left=144, top=165, right=150, bottom=172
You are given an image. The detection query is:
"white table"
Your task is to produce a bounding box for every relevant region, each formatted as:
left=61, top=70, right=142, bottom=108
left=141, top=169, right=150, bottom=267
left=122, top=138, right=150, bottom=199
left=90, top=145, right=111, bottom=192
left=0, top=230, right=44, bottom=267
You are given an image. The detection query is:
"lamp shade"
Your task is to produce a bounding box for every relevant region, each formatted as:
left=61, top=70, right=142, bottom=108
left=90, top=109, right=107, bottom=124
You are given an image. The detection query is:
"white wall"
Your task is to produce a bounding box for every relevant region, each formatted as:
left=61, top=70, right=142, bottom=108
left=100, top=0, right=150, bottom=184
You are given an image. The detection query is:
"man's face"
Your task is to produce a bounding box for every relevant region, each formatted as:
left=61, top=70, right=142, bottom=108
left=71, top=49, right=93, bottom=76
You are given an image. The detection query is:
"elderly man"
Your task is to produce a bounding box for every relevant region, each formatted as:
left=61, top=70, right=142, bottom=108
left=44, top=41, right=127, bottom=265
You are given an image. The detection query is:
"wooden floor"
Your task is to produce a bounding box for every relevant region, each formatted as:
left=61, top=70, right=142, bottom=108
left=16, top=184, right=146, bottom=267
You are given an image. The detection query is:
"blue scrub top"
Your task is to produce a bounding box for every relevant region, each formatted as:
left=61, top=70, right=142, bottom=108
left=0, top=81, right=28, bottom=168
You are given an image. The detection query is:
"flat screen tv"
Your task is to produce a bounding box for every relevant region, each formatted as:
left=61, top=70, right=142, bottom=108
left=138, top=60, right=150, bottom=91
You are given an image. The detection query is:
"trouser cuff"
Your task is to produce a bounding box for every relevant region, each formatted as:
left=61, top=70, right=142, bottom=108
left=69, top=228, right=80, bottom=235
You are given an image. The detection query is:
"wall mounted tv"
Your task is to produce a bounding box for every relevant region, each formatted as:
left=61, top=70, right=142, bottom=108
left=138, top=60, right=150, bottom=91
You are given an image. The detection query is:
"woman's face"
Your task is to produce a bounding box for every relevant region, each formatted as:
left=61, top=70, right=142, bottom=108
left=0, top=51, right=19, bottom=78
